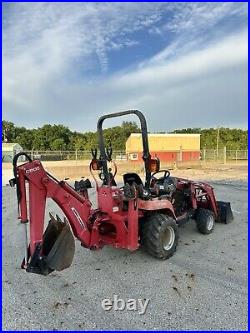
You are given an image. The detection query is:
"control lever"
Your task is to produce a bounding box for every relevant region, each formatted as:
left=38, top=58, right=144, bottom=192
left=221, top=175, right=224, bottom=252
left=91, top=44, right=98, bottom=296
left=106, top=146, right=113, bottom=161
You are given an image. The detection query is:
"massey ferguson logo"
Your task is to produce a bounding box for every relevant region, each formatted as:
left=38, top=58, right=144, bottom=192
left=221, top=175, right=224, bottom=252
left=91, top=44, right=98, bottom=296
left=25, top=166, right=40, bottom=174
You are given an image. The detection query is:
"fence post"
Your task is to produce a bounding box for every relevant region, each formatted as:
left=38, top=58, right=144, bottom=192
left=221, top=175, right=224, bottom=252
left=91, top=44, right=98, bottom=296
left=235, top=150, right=238, bottom=165
left=75, top=149, right=78, bottom=166
left=203, top=148, right=206, bottom=163
left=223, top=146, right=227, bottom=164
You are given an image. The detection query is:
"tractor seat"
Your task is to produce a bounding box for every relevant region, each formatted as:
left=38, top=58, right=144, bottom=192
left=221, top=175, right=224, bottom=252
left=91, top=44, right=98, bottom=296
left=123, top=173, right=143, bottom=186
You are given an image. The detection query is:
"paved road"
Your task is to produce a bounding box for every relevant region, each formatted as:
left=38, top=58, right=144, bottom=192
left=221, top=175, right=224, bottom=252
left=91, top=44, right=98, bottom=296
left=2, top=181, right=248, bottom=330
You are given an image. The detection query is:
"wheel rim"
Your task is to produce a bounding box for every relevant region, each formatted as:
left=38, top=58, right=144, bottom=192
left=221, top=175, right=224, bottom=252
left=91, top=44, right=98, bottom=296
left=207, top=216, right=214, bottom=231
left=162, top=226, right=175, bottom=250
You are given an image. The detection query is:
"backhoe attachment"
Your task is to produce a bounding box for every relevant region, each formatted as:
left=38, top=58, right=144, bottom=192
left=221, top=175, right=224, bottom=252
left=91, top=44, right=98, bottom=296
left=42, top=214, right=75, bottom=271
left=11, top=152, right=91, bottom=275
left=24, top=214, right=75, bottom=276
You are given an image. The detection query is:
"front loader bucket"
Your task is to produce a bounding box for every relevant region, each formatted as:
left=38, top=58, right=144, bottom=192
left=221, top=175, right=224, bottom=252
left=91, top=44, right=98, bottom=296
left=217, top=201, right=234, bottom=224
left=42, top=214, right=75, bottom=271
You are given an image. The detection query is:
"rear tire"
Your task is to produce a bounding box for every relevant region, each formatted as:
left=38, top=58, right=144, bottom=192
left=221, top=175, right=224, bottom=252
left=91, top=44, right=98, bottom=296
left=141, top=213, right=179, bottom=260
left=196, top=208, right=215, bottom=234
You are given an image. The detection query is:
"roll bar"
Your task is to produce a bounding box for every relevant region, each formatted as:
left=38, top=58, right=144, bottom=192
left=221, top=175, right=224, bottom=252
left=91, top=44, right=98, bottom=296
left=97, top=110, right=151, bottom=187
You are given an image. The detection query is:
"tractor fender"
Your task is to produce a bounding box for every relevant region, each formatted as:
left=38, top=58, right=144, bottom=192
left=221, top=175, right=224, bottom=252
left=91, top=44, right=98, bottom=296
left=138, top=198, right=176, bottom=219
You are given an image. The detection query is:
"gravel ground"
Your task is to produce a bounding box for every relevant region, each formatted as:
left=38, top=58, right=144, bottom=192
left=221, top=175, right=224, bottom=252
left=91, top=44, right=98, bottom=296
left=2, top=180, right=248, bottom=331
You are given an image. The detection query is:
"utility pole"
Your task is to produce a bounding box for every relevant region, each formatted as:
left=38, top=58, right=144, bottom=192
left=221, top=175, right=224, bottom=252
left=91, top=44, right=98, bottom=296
left=216, top=127, right=220, bottom=158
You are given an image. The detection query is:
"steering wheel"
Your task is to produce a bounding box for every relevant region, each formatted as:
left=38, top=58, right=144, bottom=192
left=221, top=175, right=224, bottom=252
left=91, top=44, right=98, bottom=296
left=151, top=170, right=170, bottom=182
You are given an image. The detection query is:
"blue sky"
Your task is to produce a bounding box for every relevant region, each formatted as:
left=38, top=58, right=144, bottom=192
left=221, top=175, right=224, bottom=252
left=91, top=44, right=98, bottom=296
left=2, top=2, right=248, bottom=132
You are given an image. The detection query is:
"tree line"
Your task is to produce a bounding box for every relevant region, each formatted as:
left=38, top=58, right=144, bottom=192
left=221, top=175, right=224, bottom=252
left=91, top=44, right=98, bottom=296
left=2, top=120, right=141, bottom=151
left=2, top=120, right=248, bottom=151
left=172, top=127, right=248, bottom=150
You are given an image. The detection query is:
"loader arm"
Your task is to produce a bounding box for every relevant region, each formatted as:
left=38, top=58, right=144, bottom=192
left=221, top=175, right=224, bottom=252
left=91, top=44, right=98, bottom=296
left=12, top=153, right=93, bottom=275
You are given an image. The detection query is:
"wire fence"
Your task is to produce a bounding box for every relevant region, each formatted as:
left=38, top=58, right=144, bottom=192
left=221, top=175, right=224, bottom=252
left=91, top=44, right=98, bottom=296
left=7, top=148, right=246, bottom=164
left=202, top=148, right=248, bottom=163
left=20, top=150, right=127, bottom=162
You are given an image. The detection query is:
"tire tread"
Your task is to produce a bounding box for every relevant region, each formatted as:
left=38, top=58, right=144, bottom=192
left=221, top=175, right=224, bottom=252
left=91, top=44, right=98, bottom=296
left=141, top=213, right=179, bottom=260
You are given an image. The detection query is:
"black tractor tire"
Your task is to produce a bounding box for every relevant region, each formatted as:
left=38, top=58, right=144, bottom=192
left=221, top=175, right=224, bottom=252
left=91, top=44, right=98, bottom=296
left=196, top=208, right=215, bottom=234
left=140, top=213, right=179, bottom=260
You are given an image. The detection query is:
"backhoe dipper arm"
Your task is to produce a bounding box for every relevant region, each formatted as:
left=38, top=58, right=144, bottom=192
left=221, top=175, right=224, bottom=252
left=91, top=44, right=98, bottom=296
left=97, top=110, right=152, bottom=187
left=13, top=155, right=92, bottom=264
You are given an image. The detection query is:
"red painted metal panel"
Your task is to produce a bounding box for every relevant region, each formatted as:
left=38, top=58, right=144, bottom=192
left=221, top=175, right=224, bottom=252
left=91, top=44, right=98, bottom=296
left=130, top=151, right=200, bottom=162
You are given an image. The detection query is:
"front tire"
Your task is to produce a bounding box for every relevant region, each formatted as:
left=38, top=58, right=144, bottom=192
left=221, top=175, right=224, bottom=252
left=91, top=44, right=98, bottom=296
left=141, top=213, right=179, bottom=260
left=196, top=208, right=215, bottom=234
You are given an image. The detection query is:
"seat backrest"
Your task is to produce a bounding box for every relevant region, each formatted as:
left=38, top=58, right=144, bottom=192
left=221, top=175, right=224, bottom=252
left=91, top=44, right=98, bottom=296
left=123, top=173, right=143, bottom=186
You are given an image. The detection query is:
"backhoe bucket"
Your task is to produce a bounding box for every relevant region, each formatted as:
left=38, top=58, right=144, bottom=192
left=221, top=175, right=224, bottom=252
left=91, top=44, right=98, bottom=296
left=42, top=214, right=75, bottom=271
left=217, top=201, right=234, bottom=224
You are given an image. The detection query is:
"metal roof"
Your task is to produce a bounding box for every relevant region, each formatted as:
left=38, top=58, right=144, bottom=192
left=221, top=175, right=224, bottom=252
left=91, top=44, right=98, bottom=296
left=130, top=133, right=201, bottom=137
left=2, top=142, right=22, bottom=151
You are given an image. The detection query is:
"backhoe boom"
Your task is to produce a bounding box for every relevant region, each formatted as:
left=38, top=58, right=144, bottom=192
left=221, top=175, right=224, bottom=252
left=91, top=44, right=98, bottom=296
left=13, top=156, right=94, bottom=274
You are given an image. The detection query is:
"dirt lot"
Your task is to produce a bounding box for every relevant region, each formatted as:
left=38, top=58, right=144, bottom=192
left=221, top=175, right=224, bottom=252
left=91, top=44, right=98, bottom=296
left=2, top=165, right=248, bottom=330
left=2, top=160, right=248, bottom=185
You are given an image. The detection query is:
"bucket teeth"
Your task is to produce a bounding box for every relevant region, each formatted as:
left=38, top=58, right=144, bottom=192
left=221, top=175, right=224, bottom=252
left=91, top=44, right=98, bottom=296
left=49, top=213, right=63, bottom=224
left=42, top=213, right=75, bottom=272
left=49, top=213, right=57, bottom=223
left=49, top=213, right=64, bottom=224
left=56, top=214, right=63, bottom=224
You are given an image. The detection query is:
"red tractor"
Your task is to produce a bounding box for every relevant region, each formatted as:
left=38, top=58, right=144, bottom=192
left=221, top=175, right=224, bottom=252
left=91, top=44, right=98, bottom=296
left=10, top=110, right=233, bottom=275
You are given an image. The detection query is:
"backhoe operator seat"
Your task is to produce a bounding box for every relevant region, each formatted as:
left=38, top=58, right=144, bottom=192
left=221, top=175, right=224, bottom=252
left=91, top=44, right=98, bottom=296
left=123, top=173, right=143, bottom=186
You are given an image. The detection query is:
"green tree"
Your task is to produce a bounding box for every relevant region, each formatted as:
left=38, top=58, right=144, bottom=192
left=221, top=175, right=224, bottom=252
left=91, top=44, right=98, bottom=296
left=2, top=120, right=247, bottom=152
left=2, top=121, right=15, bottom=142
left=51, top=138, right=67, bottom=150
left=15, top=129, right=34, bottom=150
left=73, top=136, right=88, bottom=150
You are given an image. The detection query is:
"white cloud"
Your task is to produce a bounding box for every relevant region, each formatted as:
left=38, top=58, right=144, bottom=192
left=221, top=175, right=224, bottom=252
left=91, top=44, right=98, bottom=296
left=117, top=29, right=248, bottom=88
left=2, top=2, right=248, bottom=131
left=71, top=29, right=248, bottom=131
left=3, top=3, right=164, bottom=71
left=164, top=2, right=247, bottom=34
